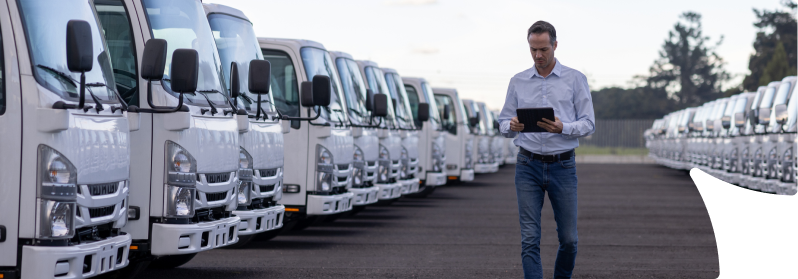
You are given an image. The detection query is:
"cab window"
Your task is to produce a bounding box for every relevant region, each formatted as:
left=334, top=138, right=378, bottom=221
left=261, top=49, right=299, bottom=118
left=94, top=0, right=138, bottom=106
left=404, top=84, right=421, bottom=128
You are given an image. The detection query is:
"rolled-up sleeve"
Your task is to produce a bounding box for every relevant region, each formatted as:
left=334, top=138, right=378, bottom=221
left=561, top=74, right=595, bottom=139
left=499, top=81, right=518, bottom=138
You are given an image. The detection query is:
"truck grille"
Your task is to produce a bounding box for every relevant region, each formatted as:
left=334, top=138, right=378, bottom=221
left=258, top=168, right=278, bottom=177
left=88, top=205, right=115, bottom=218
left=204, top=172, right=231, bottom=184
left=205, top=192, right=227, bottom=202
left=337, top=164, right=350, bottom=171
left=87, top=182, right=118, bottom=196
left=259, top=184, right=275, bottom=193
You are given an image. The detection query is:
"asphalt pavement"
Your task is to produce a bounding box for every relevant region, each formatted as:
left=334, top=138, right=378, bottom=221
left=139, top=163, right=719, bottom=278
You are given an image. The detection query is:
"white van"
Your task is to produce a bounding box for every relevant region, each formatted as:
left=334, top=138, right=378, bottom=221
left=433, top=88, right=475, bottom=182
left=762, top=76, right=796, bottom=194
left=329, top=51, right=385, bottom=207
left=204, top=4, right=285, bottom=245
left=740, top=86, right=768, bottom=188
left=94, top=0, right=241, bottom=269
left=259, top=38, right=354, bottom=228
left=383, top=68, right=422, bottom=195
left=0, top=1, right=133, bottom=277
left=749, top=82, right=781, bottom=190
left=357, top=61, right=405, bottom=200
left=773, top=78, right=797, bottom=194
left=724, top=92, right=755, bottom=185
left=402, top=77, right=448, bottom=195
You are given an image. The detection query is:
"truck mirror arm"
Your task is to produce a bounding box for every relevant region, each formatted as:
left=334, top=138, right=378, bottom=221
left=280, top=106, right=323, bottom=121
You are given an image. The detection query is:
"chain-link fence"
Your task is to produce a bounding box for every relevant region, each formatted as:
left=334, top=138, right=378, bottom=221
left=576, top=119, right=655, bottom=156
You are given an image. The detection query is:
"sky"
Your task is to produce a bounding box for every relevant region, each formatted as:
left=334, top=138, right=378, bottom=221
left=205, top=0, right=788, bottom=110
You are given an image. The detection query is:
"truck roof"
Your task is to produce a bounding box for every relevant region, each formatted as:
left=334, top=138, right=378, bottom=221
left=382, top=68, right=398, bottom=74
left=203, top=3, right=250, bottom=22
left=329, top=51, right=353, bottom=60
left=257, top=37, right=326, bottom=50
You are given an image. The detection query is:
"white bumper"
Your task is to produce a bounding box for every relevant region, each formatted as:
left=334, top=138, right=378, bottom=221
left=424, top=172, right=447, bottom=187
left=151, top=216, right=240, bottom=256
left=375, top=182, right=403, bottom=200
left=307, top=192, right=354, bottom=215
left=400, top=178, right=421, bottom=195
left=234, top=205, right=285, bottom=236
left=777, top=182, right=797, bottom=195
left=350, top=186, right=379, bottom=206
left=460, top=169, right=475, bottom=181
left=474, top=162, right=499, bottom=173
left=22, top=233, right=131, bottom=278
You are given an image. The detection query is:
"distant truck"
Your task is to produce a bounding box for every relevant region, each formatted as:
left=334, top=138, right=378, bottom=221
left=433, top=88, right=475, bottom=182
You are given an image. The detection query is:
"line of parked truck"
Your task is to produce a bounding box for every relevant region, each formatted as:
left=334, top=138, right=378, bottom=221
left=646, top=75, right=797, bottom=195
left=0, top=1, right=518, bottom=278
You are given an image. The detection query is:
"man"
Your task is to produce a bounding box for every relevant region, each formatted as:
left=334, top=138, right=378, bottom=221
left=498, top=21, right=595, bottom=279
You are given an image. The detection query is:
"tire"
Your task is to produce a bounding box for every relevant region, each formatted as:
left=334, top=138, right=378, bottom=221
left=148, top=253, right=197, bottom=269
left=223, top=234, right=255, bottom=249
left=405, top=186, right=435, bottom=198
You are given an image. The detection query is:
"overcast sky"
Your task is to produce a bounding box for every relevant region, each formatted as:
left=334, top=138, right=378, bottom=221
left=205, top=0, right=788, bottom=110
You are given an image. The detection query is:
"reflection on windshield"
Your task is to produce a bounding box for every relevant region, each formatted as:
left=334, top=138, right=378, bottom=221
left=300, top=47, right=348, bottom=124
left=335, top=57, right=369, bottom=124
left=364, top=66, right=396, bottom=128
left=208, top=13, right=276, bottom=115
left=384, top=72, right=415, bottom=129
left=759, top=86, right=778, bottom=109
left=773, top=82, right=792, bottom=106
left=143, top=0, right=227, bottom=107
left=786, top=86, right=798, bottom=131
left=19, top=0, right=118, bottom=103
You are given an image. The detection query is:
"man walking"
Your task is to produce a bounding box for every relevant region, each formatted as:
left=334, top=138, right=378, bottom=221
left=498, top=21, right=595, bottom=279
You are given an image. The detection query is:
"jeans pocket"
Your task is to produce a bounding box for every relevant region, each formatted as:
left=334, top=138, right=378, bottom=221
left=517, top=153, right=530, bottom=166
left=560, top=157, right=576, bottom=168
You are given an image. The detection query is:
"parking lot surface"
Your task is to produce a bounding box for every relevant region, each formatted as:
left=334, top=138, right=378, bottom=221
left=140, top=163, right=719, bottom=278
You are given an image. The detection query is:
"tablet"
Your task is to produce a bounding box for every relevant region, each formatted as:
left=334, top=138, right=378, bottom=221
left=516, top=107, right=555, bottom=133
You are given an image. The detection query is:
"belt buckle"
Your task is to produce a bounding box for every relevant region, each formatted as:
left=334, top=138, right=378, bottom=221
left=541, top=155, right=556, bottom=163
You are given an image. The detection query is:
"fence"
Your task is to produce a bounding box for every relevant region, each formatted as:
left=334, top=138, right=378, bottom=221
left=576, top=119, right=655, bottom=156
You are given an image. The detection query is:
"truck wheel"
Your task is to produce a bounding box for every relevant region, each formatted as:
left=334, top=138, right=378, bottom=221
left=405, top=186, right=435, bottom=198
left=223, top=234, right=254, bottom=249
left=148, top=253, right=197, bottom=269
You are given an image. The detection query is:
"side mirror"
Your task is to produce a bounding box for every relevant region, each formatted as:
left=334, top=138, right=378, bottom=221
left=169, top=49, right=199, bottom=94
left=66, top=20, right=93, bottom=73
left=229, top=62, right=240, bottom=99
left=734, top=112, right=746, bottom=128
left=758, top=107, right=771, bottom=125
left=442, top=104, right=451, bottom=120
left=775, top=104, right=788, bottom=124
left=372, top=93, right=388, bottom=117
left=469, top=117, right=479, bottom=127
left=493, top=120, right=500, bottom=130
left=300, top=81, right=314, bottom=107
left=140, top=39, right=167, bottom=80
left=312, top=75, right=331, bottom=107
left=248, top=59, right=271, bottom=94
left=751, top=109, right=760, bottom=125
left=721, top=116, right=731, bottom=129
left=417, top=103, right=430, bottom=122
left=365, top=89, right=374, bottom=111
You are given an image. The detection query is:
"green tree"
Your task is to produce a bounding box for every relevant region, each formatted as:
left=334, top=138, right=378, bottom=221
left=641, top=12, right=730, bottom=108
left=759, top=42, right=795, bottom=85
left=742, top=1, right=797, bottom=90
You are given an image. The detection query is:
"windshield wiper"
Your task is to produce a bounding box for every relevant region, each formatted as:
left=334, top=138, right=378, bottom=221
left=37, top=65, right=104, bottom=112
left=196, top=90, right=220, bottom=115
left=87, top=82, right=128, bottom=112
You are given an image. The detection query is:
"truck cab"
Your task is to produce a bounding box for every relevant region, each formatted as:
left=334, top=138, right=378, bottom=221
left=463, top=99, right=497, bottom=174
left=259, top=38, right=354, bottom=225
left=762, top=76, right=796, bottom=194
left=774, top=78, right=798, bottom=194
left=433, top=88, right=475, bottom=182
left=94, top=0, right=242, bottom=269
left=204, top=3, right=285, bottom=244
left=749, top=82, right=780, bottom=191
left=0, top=0, right=133, bottom=277
left=725, top=92, right=755, bottom=185
left=382, top=68, right=422, bottom=195
left=357, top=60, right=404, bottom=200
left=488, top=110, right=506, bottom=167
left=402, top=77, right=448, bottom=195
left=329, top=51, right=383, bottom=207
left=740, top=86, right=768, bottom=188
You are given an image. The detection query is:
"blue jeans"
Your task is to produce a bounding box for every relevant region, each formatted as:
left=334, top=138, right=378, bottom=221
left=515, top=152, right=578, bottom=279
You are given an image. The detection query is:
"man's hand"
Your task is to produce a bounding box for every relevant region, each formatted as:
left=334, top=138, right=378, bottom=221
left=510, top=117, right=524, bottom=132
left=537, top=116, right=563, bottom=134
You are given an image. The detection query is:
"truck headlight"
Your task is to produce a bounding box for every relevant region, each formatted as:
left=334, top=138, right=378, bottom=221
left=237, top=181, right=252, bottom=206
left=165, top=141, right=196, bottom=217
left=316, top=145, right=334, bottom=192
left=238, top=148, right=253, bottom=206
left=400, top=148, right=409, bottom=179
left=432, top=143, right=443, bottom=172
left=378, top=145, right=390, bottom=183
left=783, top=148, right=794, bottom=183
left=37, top=145, right=77, bottom=239
left=464, top=139, right=474, bottom=169
left=353, top=147, right=366, bottom=187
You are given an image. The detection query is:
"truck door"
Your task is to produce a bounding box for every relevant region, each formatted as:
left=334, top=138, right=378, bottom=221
left=0, top=1, right=22, bottom=267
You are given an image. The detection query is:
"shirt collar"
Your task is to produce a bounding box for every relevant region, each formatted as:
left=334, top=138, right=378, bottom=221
left=530, top=58, right=561, bottom=78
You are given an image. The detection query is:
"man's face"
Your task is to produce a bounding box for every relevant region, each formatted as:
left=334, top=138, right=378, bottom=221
left=528, top=33, right=557, bottom=69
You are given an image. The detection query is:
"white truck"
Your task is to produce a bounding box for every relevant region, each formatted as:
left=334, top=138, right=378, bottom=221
left=357, top=61, right=404, bottom=201
left=0, top=0, right=134, bottom=277
left=204, top=3, right=285, bottom=245
left=722, top=93, right=755, bottom=184
left=749, top=82, right=780, bottom=190
left=478, top=102, right=502, bottom=171
left=258, top=38, right=354, bottom=229
left=329, top=51, right=386, bottom=207
left=432, top=88, right=475, bottom=182
left=463, top=99, right=496, bottom=174
left=383, top=68, right=423, bottom=195
left=774, top=78, right=797, bottom=194
left=402, top=77, right=448, bottom=196
left=762, top=76, right=796, bottom=194
left=94, top=0, right=242, bottom=270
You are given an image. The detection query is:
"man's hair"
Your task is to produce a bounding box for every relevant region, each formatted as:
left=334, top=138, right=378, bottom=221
left=527, top=21, right=556, bottom=46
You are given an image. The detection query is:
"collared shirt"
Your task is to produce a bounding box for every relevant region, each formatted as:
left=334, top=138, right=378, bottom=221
left=498, top=59, right=595, bottom=155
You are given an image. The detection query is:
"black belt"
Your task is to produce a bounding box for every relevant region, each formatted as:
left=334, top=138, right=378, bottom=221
left=520, top=148, right=573, bottom=163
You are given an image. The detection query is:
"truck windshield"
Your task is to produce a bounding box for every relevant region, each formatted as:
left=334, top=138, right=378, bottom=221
left=300, top=47, right=348, bottom=125
left=772, top=81, right=792, bottom=107
left=480, top=103, right=495, bottom=136
left=759, top=85, right=778, bottom=109
left=143, top=0, right=228, bottom=107
left=364, top=66, right=396, bottom=128
left=384, top=72, right=415, bottom=129
left=208, top=13, right=276, bottom=115
left=19, top=0, right=118, bottom=103
left=335, top=57, right=369, bottom=124
left=786, top=86, right=798, bottom=132
left=421, top=83, right=441, bottom=124
left=434, top=94, right=456, bottom=135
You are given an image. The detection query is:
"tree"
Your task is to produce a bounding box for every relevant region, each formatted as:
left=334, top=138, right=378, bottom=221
left=591, top=87, right=672, bottom=119
left=742, top=1, right=797, bottom=90
left=640, top=12, right=730, bottom=109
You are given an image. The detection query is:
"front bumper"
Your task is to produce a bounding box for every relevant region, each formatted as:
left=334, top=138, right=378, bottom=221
left=400, top=178, right=421, bottom=195
left=375, top=182, right=403, bottom=200
left=307, top=192, right=354, bottom=215
left=474, top=162, right=499, bottom=173
left=234, top=205, right=285, bottom=236
left=350, top=186, right=379, bottom=205
left=151, top=216, right=240, bottom=256
left=777, top=181, right=797, bottom=195
left=424, top=172, right=447, bottom=187
left=22, top=233, right=131, bottom=278
left=460, top=169, right=475, bottom=181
